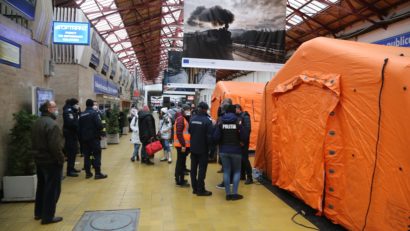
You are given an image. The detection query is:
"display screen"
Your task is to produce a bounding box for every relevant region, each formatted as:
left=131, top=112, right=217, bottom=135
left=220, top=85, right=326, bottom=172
left=53, top=21, right=90, bottom=45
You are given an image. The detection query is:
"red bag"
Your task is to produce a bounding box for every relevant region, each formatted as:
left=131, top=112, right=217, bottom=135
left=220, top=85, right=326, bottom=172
left=145, top=140, right=162, bottom=156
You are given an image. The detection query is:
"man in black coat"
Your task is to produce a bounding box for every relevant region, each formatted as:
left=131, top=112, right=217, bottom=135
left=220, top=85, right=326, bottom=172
left=63, top=98, right=80, bottom=177
left=235, top=104, right=253, bottom=184
left=188, top=102, right=213, bottom=196
left=79, top=99, right=107, bottom=179
left=31, top=100, right=64, bottom=224
left=138, top=105, right=156, bottom=165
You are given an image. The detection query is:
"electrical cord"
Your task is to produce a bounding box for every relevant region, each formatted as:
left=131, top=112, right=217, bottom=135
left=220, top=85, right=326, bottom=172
left=361, top=58, right=389, bottom=231
left=291, top=211, right=319, bottom=230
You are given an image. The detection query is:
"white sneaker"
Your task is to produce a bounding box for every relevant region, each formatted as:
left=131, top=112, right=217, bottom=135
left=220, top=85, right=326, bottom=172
left=168, top=158, right=172, bottom=163
left=160, top=157, right=167, bottom=162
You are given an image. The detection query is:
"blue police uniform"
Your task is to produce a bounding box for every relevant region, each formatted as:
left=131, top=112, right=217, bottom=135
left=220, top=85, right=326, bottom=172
left=63, top=105, right=79, bottom=175
left=188, top=111, right=213, bottom=194
left=79, top=107, right=105, bottom=178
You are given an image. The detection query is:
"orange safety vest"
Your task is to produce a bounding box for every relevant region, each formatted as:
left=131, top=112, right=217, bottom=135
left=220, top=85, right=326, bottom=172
left=173, top=117, right=190, bottom=148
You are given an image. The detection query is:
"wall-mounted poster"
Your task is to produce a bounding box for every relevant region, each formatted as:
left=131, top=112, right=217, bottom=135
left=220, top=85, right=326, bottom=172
left=182, top=0, right=286, bottom=72
left=3, top=0, right=36, bottom=20
left=0, top=35, right=21, bottom=68
left=102, top=45, right=111, bottom=75
left=35, top=88, right=54, bottom=116
left=110, top=56, right=117, bottom=79
left=90, top=31, right=101, bottom=67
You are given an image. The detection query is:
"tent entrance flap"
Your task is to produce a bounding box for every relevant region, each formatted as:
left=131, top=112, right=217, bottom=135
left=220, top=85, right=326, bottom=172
left=271, top=73, right=340, bottom=211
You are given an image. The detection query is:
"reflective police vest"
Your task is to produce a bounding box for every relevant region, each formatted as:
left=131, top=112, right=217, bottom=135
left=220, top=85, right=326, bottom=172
left=173, top=117, right=190, bottom=148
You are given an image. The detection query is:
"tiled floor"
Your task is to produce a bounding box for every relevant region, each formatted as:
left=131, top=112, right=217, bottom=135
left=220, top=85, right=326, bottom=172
left=0, top=134, right=316, bottom=230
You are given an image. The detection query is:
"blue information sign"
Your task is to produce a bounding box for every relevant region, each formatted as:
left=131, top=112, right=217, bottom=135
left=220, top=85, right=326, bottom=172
left=4, top=0, right=36, bottom=21
left=373, top=32, right=410, bottom=47
left=94, top=75, right=119, bottom=96
left=53, top=21, right=90, bottom=45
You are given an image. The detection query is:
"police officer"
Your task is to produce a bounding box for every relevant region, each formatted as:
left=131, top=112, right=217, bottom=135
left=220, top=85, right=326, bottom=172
left=188, top=102, right=213, bottom=196
left=79, top=99, right=107, bottom=179
left=63, top=98, right=80, bottom=177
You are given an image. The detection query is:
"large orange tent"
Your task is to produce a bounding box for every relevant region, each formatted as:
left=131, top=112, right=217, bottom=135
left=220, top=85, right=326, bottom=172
left=211, top=81, right=265, bottom=150
left=254, top=37, right=410, bottom=231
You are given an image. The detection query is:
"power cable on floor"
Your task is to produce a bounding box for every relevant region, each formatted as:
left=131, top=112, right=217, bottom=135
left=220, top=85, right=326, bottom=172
left=291, top=211, right=319, bottom=230
left=361, top=58, right=389, bottom=231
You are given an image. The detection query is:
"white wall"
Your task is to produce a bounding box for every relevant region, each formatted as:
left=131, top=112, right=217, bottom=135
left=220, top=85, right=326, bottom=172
left=231, top=71, right=276, bottom=83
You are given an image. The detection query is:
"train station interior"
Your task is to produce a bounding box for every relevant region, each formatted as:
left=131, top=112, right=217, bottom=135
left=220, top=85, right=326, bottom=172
left=0, top=0, right=409, bottom=230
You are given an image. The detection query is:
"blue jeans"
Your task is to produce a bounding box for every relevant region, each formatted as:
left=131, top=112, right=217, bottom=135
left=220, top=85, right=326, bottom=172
left=141, top=144, right=148, bottom=160
left=162, top=139, right=170, bottom=152
left=220, top=153, right=242, bottom=195
left=132, top=143, right=140, bottom=158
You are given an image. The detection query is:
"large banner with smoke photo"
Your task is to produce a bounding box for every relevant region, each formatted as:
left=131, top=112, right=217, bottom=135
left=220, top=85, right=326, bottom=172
left=163, top=51, right=216, bottom=93
left=182, top=0, right=286, bottom=72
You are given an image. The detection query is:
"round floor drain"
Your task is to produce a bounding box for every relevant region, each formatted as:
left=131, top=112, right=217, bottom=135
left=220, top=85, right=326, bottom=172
left=90, top=214, right=133, bottom=230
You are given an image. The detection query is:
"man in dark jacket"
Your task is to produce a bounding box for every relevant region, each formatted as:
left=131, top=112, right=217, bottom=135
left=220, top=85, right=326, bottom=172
left=79, top=99, right=107, bottom=179
left=63, top=98, right=80, bottom=177
left=213, top=104, right=248, bottom=201
left=31, top=100, right=64, bottom=224
left=138, top=105, right=156, bottom=165
left=235, top=104, right=253, bottom=184
left=188, top=102, right=213, bottom=196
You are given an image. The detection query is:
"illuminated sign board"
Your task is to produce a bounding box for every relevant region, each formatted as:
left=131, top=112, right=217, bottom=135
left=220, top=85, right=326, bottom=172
left=53, top=21, right=90, bottom=45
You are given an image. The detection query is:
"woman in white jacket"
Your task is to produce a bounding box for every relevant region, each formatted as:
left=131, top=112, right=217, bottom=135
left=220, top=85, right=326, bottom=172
left=159, top=107, right=173, bottom=163
left=130, top=112, right=141, bottom=162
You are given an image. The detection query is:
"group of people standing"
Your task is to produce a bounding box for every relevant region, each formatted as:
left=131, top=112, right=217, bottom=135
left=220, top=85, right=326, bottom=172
left=138, top=99, right=253, bottom=201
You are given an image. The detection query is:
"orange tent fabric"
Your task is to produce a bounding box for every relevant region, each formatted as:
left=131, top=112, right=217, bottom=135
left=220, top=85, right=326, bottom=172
left=254, top=37, right=410, bottom=231
left=211, top=81, right=265, bottom=150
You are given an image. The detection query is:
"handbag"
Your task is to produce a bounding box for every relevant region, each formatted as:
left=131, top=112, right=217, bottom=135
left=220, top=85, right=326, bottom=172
left=145, top=139, right=163, bottom=156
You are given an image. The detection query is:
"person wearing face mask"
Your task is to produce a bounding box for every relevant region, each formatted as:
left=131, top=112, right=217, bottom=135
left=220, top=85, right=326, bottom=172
left=31, top=100, right=64, bottom=224
left=63, top=98, right=81, bottom=177
left=79, top=99, right=107, bottom=180
left=174, top=104, right=191, bottom=187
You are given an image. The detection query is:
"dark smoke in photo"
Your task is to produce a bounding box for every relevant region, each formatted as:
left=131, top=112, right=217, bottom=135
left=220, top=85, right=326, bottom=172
left=187, top=5, right=234, bottom=29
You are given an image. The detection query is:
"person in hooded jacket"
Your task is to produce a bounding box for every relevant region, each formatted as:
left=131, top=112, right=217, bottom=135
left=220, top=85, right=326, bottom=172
left=138, top=105, right=156, bottom=165
left=130, top=108, right=141, bottom=162
left=63, top=98, right=81, bottom=177
left=213, top=104, right=248, bottom=201
left=159, top=107, right=173, bottom=163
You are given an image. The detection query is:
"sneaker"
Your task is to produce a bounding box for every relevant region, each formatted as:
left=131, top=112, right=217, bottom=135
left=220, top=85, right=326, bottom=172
left=230, top=194, right=244, bottom=201
left=244, top=178, right=254, bottom=185
left=196, top=190, right=212, bottom=196
left=216, top=182, right=225, bottom=189
left=168, top=158, right=172, bottom=164
left=130, top=157, right=135, bottom=162
left=226, top=195, right=232, bottom=201
left=160, top=157, right=167, bottom=162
